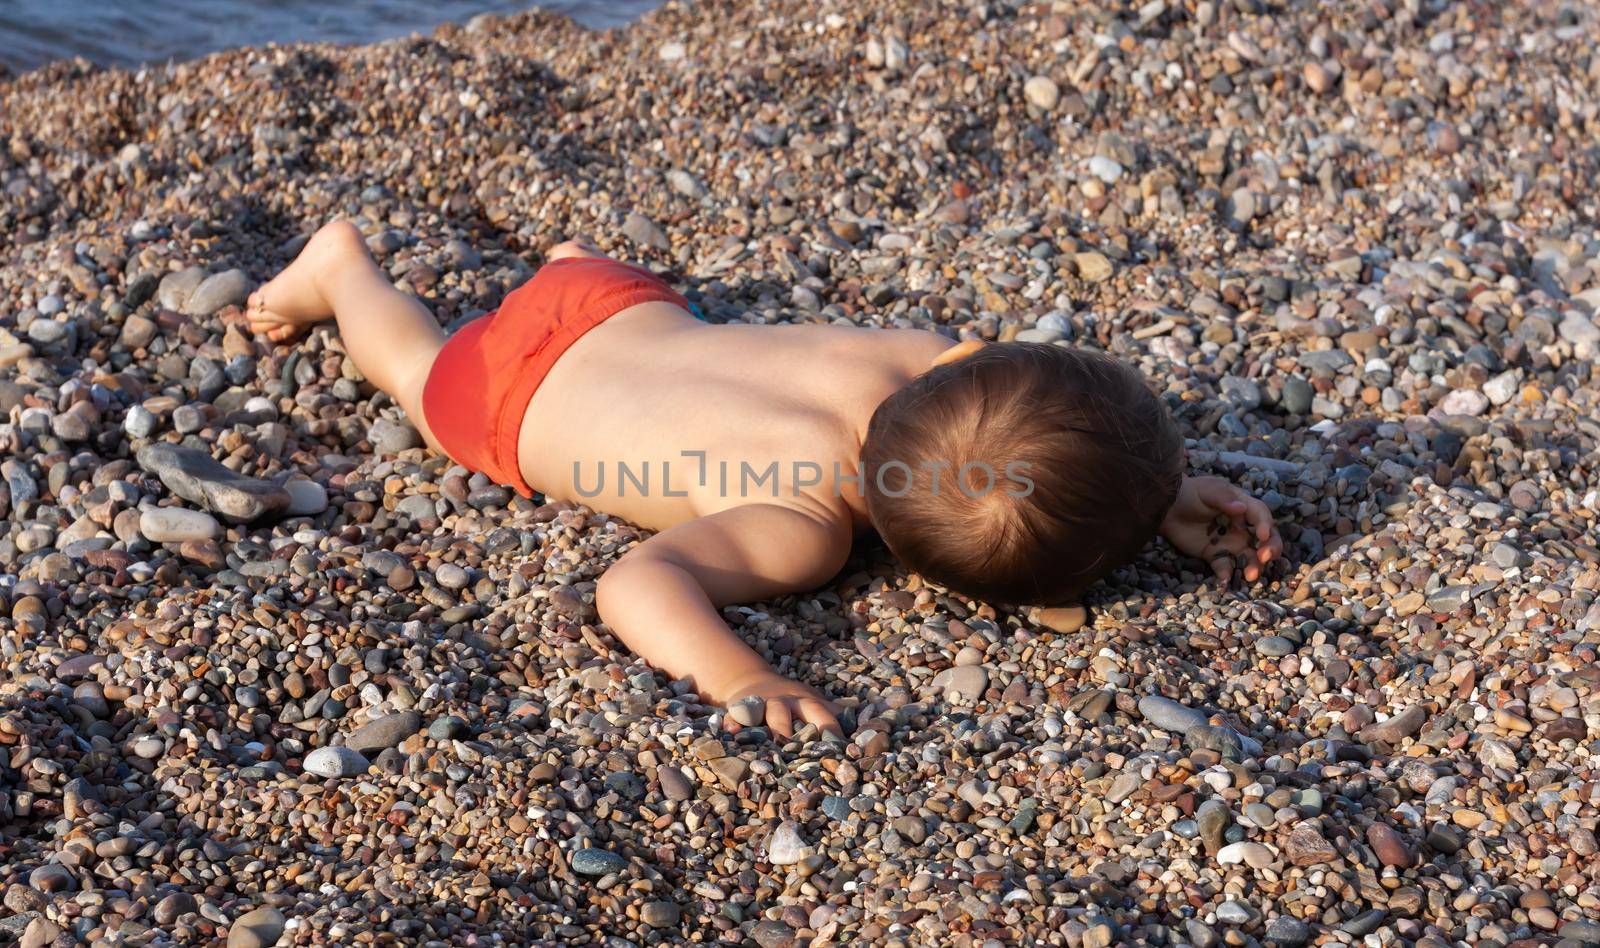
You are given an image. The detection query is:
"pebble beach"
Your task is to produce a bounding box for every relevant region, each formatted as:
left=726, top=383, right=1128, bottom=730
left=4, top=0, right=1600, bottom=945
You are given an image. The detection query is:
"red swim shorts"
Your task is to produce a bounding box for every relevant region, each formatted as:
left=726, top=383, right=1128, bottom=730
left=421, top=257, right=688, bottom=497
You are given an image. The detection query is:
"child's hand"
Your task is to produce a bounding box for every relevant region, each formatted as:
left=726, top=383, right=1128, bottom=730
left=1160, top=475, right=1283, bottom=584
left=722, top=672, right=843, bottom=740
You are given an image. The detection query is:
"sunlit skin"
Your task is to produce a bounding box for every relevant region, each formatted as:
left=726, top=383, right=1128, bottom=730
left=247, top=222, right=1284, bottom=738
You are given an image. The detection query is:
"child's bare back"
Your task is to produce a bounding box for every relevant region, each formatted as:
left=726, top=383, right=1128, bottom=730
left=246, top=221, right=1282, bottom=738
left=521, top=301, right=953, bottom=532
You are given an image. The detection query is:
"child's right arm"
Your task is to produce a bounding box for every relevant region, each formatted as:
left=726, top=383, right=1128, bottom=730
left=594, top=503, right=852, bottom=738
left=1159, top=475, right=1283, bottom=583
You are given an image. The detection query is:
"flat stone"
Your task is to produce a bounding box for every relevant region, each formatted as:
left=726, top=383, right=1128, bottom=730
left=708, top=756, right=749, bottom=788
left=623, top=212, right=670, bottom=250
left=54, top=653, right=106, bottom=680
left=185, top=269, right=251, bottom=315
left=1426, top=585, right=1474, bottom=612
left=1196, top=801, right=1230, bottom=853
left=1023, top=75, right=1059, bottom=110
left=1074, top=251, right=1113, bottom=282
left=1139, top=695, right=1208, bottom=734
left=1185, top=724, right=1245, bottom=761
left=345, top=711, right=421, bottom=753
left=1367, top=823, right=1413, bottom=867
left=1545, top=717, right=1587, bottom=742
left=434, top=563, right=470, bottom=589
left=139, top=507, right=221, bottom=543
left=1358, top=705, right=1427, bottom=745
left=752, top=921, right=797, bottom=948
left=1339, top=909, right=1387, bottom=937
left=158, top=266, right=205, bottom=311
left=765, top=820, right=809, bottom=865
left=1243, top=802, right=1276, bottom=828
left=284, top=479, right=328, bottom=516
left=1216, top=901, right=1256, bottom=924
left=1263, top=916, right=1309, bottom=947
left=933, top=665, right=988, bottom=704
left=728, top=696, right=766, bottom=727
left=27, top=863, right=73, bottom=893
left=1216, top=841, right=1274, bottom=868
left=1036, top=605, right=1087, bottom=633
left=667, top=169, right=706, bottom=199
left=1086, top=156, right=1122, bottom=183
left=1097, top=769, right=1136, bottom=804
left=1439, top=389, right=1488, bottom=416
left=1558, top=312, right=1600, bottom=349
left=571, top=848, right=627, bottom=877
left=641, top=901, right=681, bottom=928
left=1228, top=187, right=1258, bottom=223
left=154, top=892, right=198, bottom=925
left=369, top=418, right=422, bottom=454
left=302, top=746, right=369, bottom=778
left=658, top=764, right=695, bottom=801
left=1255, top=635, right=1295, bottom=657
left=429, top=716, right=469, bottom=740
left=1284, top=824, right=1339, bottom=866
left=137, top=444, right=290, bottom=523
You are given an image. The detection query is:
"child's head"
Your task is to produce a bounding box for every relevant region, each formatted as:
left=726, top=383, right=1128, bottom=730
left=861, top=343, right=1184, bottom=605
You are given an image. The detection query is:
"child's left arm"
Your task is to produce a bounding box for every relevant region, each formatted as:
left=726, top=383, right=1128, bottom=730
left=594, top=502, right=854, bottom=738
left=1159, top=475, right=1284, bottom=584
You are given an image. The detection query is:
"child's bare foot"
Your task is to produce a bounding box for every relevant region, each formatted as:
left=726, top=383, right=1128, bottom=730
left=247, top=221, right=372, bottom=343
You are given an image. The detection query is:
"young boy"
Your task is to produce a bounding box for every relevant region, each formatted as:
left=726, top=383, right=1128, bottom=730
left=247, top=222, right=1282, bottom=738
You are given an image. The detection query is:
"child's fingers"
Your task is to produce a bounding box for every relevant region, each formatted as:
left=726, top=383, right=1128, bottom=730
left=766, top=700, right=795, bottom=739
left=1241, top=495, right=1275, bottom=542
left=1257, top=531, right=1283, bottom=564
left=1196, top=477, right=1242, bottom=510
left=1209, top=554, right=1234, bottom=585
left=799, top=699, right=843, bottom=738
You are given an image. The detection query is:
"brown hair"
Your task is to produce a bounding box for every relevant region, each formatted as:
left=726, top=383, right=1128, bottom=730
left=861, top=343, right=1184, bottom=605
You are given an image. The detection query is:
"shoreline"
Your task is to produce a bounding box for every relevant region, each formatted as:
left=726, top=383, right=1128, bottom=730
left=4, top=0, right=1600, bottom=945
left=0, top=0, right=656, bottom=78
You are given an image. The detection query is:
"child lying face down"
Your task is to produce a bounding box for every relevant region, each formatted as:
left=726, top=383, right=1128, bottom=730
left=247, top=223, right=1283, bottom=737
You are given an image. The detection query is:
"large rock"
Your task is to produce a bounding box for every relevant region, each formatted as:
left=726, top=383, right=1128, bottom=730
left=1358, top=705, right=1427, bottom=745
left=622, top=212, right=670, bottom=250
left=1284, top=824, right=1339, bottom=866
left=369, top=418, right=422, bottom=455
left=227, top=907, right=286, bottom=948
left=283, top=479, right=328, bottom=516
left=137, top=444, right=289, bottom=523
left=157, top=266, right=205, bottom=311
left=933, top=665, right=988, bottom=704
left=185, top=269, right=252, bottom=315
left=1138, top=696, right=1208, bottom=734
left=302, top=746, right=369, bottom=779
left=344, top=711, right=422, bottom=753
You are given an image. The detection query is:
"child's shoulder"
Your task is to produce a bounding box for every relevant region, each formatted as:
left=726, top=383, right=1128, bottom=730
left=864, top=326, right=958, bottom=362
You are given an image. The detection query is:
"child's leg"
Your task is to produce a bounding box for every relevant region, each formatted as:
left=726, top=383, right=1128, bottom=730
left=247, top=221, right=446, bottom=451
